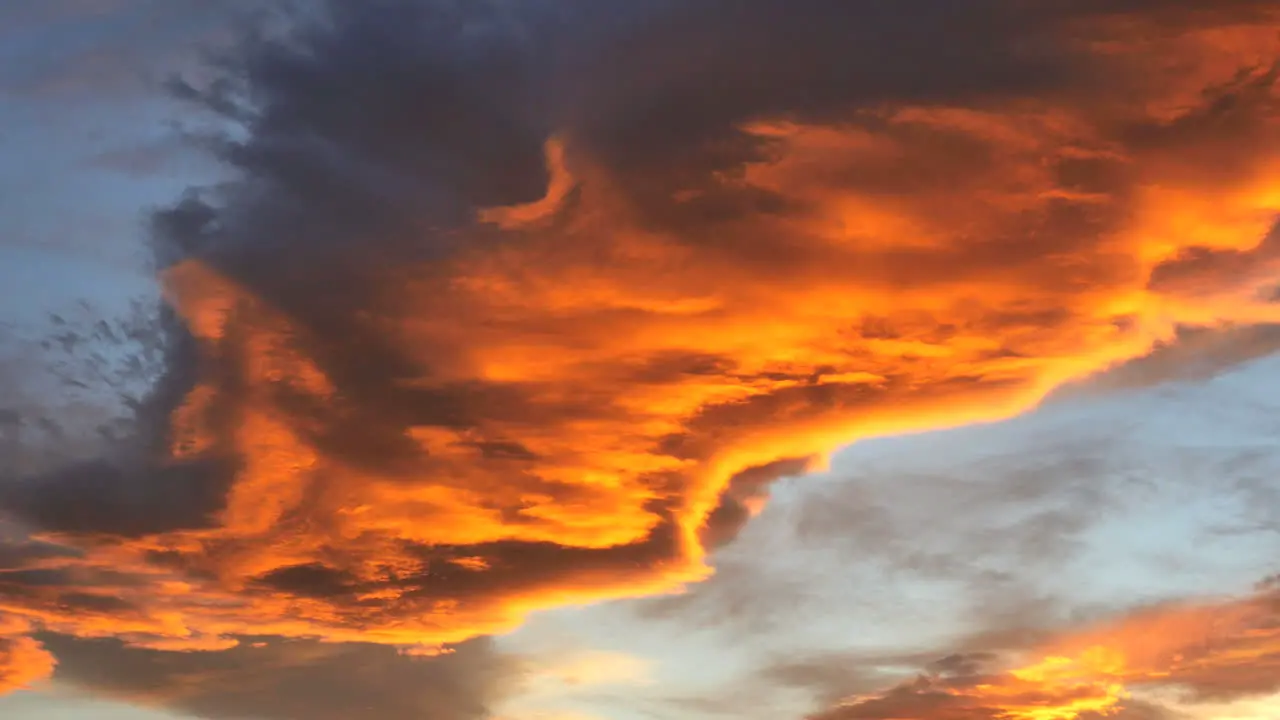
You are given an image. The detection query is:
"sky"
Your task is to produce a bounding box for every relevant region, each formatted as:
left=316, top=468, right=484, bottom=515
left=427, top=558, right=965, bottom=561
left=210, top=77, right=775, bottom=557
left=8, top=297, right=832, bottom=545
left=1, top=1, right=1280, bottom=719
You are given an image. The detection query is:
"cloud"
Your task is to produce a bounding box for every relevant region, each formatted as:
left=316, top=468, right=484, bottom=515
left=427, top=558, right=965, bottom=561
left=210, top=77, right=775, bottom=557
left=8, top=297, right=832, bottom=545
left=0, top=616, right=55, bottom=694
left=42, top=634, right=516, bottom=720
left=630, top=412, right=1225, bottom=641
left=1, top=0, right=1280, bottom=706
left=805, top=585, right=1280, bottom=720
left=612, top=356, right=1280, bottom=718
left=0, top=636, right=55, bottom=694
left=1046, top=323, right=1280, bottom=400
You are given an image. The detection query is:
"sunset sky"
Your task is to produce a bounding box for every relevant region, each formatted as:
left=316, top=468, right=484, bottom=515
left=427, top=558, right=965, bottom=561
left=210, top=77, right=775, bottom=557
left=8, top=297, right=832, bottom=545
left=2, top=2, right=1280, bottom=719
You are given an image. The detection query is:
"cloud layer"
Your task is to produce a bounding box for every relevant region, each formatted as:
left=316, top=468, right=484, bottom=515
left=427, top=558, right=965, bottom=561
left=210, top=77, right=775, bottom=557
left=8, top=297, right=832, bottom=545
left=807, top=586, right=1280, bottom=720
left=2, top=0, right=1280, bottom=714
left=581, top=359, right=1280, bottom=719
left=42, top=634, right=515, bottom=720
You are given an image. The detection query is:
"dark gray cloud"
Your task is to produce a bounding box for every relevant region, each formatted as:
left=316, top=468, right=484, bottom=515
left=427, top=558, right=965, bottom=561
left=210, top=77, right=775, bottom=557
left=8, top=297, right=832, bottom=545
left=0, top=456, right=235, bottom=538
left=699, top=456, right=816, bottom=549
left=1047, top=323, right=1280, bottom=402
left=43, top=634, right=517, bottom=720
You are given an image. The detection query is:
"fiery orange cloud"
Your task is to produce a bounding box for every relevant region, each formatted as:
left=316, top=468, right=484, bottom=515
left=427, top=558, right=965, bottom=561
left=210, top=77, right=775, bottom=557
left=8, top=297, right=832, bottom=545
left=0, top=616, right=55, bottom=694
left=810, top=585, right=1280, bottom=719
left=1, top=0, right=1279, bottom=685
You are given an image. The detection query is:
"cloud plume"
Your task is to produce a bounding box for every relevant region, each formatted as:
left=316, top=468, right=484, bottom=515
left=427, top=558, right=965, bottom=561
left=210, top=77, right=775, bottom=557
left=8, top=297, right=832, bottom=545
left=1, top=0, right=1280, bottom=706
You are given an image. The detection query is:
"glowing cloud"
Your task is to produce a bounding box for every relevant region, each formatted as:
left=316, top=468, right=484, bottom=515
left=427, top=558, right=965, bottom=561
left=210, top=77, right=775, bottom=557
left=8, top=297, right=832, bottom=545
left=1, top=0, right=1279, bottom=699
left=0, top=617, right=55, bottom=694
left=810, top=585, right=1280, bottom=719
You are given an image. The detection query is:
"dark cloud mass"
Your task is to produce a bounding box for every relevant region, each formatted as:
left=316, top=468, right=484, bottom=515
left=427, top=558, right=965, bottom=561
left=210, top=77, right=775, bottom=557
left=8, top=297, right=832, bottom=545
left=2, top=0, right=1280, bottom=717
left=43, top=634, right=514, bottom=720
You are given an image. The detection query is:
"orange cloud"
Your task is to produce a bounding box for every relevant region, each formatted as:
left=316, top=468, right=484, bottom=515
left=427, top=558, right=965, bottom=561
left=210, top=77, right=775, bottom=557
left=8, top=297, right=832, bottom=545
left=2, top=0, right=1280, bottom=690
left=0, top=616, right=55, bottom=694
left=809, top=586, right=1280, bottom=719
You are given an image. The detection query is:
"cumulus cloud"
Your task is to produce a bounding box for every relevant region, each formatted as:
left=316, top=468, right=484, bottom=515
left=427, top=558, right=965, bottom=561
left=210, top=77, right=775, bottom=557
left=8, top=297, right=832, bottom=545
left=1, top=0, right=1280, bottom=714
